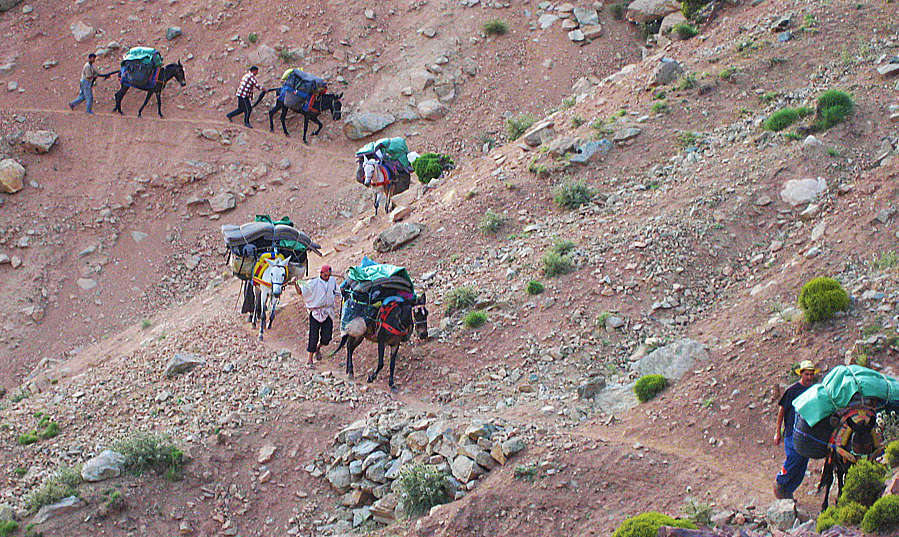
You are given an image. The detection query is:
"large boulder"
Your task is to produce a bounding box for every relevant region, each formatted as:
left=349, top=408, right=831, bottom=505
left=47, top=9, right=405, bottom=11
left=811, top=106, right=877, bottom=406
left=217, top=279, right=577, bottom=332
left=766, top=499, right=797, bottom=531
left=70, top=21, right=94, bottom=42
left=780, top=177, right=827, bottom=206
left=417, top=99, right=448, bottom=120
left=0, top=159, right=25, bottom=193
left=631, top=338, right=708, bottom=380
left=450, top=455, right=484, bottom=483
left=522, top=119, right=556, bottom=147
left=374, top=222, right=423, bottom=252
left=81, top=450, right=126, bottom=482
left=626, top=0, right=681, bottom=23
left=573, top=7, right=599, bottom=26
left=164, top=353, right=205, bottom=378
left=659, top=11, right=689, bottom=36
left=21, top=130, right=58, bottom=154
left=209, top=192, right=236, bottom=213
left=649, top=57, right=684, bottom=86
left=246, top=44, right=278, bottom=66
left=33, top=496, right=85, bottom=524
left=0, top=0, right=22, bottom=12
left=343, top=112, right=395, bottom=140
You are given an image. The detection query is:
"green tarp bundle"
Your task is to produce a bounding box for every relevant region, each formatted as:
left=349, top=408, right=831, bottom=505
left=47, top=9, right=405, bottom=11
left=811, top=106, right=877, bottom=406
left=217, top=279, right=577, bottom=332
left=122, top=47, right=163, bottom=66
left=794, top=365, right=899, bottom=426
left=346, top=261, right=412, bottom=286
left=356, top=137, right=411, bottom=169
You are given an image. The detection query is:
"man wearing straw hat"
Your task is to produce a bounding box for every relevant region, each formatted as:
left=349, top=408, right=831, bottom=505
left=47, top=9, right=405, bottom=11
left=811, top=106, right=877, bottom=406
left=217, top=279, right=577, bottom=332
left=773, top=359, right=821, bottom=499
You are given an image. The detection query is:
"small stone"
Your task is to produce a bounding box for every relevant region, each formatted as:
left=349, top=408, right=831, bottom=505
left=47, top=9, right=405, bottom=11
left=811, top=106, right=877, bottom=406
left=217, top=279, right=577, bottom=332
left=166, top=26, right=182, bottom=40
left=258, top=444, right=277, bottom=464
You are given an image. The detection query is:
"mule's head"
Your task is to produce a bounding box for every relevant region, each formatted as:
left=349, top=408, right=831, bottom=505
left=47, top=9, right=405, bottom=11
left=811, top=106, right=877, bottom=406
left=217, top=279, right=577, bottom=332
left=847, top=411, right=879, bottom=457
left=328, top=92, right=343, bottom=121
left=267, top=256, right=290, bottom=297
left=173, top=61, right=186, bottom=87
left=413, top=292, right=429, bottom=340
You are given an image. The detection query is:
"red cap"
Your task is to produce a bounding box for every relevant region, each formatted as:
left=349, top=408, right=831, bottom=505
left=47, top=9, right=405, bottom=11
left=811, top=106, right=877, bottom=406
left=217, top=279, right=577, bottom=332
left=320, top=265, right=332, bottom=273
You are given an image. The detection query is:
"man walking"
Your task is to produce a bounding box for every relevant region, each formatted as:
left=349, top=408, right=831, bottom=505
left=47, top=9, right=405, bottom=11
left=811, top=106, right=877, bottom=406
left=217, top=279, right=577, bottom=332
left=227, top=66, right=264, bottom=128
left=295, top=265, right=340, bottom=367
left=69, top=53, right=110, bottom=114
left=773, top=359, right=820, bottom=499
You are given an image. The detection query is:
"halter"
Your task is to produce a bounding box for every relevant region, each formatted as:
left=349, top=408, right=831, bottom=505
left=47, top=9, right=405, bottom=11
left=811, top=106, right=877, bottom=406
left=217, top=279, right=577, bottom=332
left=828, top=407, right=883, bottom=461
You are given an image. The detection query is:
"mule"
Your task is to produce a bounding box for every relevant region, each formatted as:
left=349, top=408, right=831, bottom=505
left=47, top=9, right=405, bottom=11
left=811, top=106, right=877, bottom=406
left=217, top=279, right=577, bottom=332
left=817, top=407, right=882, bottom=511
left=331, top=294, right=428, bottom=390
left=357, top=156, right=411, bottom=215
left=113, top=62, right=186, bottom=118
left=249, top=255, right=290, bottom=341
left=256, top=88, right=343, bottom=143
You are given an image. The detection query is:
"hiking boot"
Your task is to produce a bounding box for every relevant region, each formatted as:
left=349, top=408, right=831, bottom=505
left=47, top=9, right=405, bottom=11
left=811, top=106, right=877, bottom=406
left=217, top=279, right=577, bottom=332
left=68, top=103, right=75, bottom=111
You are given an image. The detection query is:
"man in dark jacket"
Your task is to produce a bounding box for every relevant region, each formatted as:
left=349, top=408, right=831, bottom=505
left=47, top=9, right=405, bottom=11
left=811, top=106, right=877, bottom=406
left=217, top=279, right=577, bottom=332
left=773, top=359, right=820, bottom=499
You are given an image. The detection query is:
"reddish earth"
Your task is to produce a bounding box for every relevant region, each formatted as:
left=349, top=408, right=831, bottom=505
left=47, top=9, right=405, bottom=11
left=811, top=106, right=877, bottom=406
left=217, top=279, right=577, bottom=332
left=1, top=0, right=898, bottom=535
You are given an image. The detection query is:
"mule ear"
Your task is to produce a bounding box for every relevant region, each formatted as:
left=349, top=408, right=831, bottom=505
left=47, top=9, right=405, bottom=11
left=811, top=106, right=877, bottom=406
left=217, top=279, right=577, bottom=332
left=338, top=92, right=344, bottom=99
left=418, top=292, right=427, bottom=305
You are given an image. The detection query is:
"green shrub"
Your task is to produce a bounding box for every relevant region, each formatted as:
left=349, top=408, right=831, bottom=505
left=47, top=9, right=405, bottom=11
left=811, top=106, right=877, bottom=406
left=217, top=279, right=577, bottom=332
left=610, top=2, right=627, bottom=20
left=677, top=131, right=699, bottom=148
left=672, top=23, right=698, bottom=39
left=247, top=32, right=258, bottom=44
left=815, top=90, right=854, bottom=130
left=634, top=375, right=668, bottom=403
left=817, top=506, right=839, bottom=532
left=526, top=281, right=545, bottom=295
left=651, top=101, right=668, bottom=114
left=13, top=466, right=27, bottom=477
left=514, top=463, right=538, bottom=481
left=278, top=49, right=298, bottom=63
left=683, top=498, right=712, bottom=527
left=25, top=466, right=82, bottom=512
left=38, top=421, right=59, bottom=440
left=887, top=441, right=899, bottom=468
left=552, top=240, right=576, bottom=256
left=764, top=108, right=800, bottom=131
left=18, top=431, right=38, bottom=445
left=681, top=0, right=711, bottom=20
left=482, top=19, right=509, bottom=36
left=718, top=66, right=737, bottom=80
left=553, top=180, right=594, bottom=209
left=506, top=114, right=536, bottom=140
left=112, top=433, right=185, bottom=480
left=677, top=73, right=697, bottom=90
left=817, top=501, right=868, bottom=531
left=612, top=512, right=696, bottom=537
left=862, top=494, right=899, bottom=534
left=760, top=91, right=780, bottom=103
left=873, top=251, right=898, bottom=271
left=0, top=521, right=17, bottom=537
left=413, top=153, right=454, bottom=184
left=542, top=252, right=574, bottom=277
left=397, top=464, right=452, bottom=518
left=445, top=285, right=478, bottom=314
left=463, top=310, right=487, bottom=328
left=479, top=210, right=505, bottom=234
left=798, top=277, right=850, bottom=323
left=141, top=319, right=152, bottom=329
left=839, top=459, right=887, bottom=507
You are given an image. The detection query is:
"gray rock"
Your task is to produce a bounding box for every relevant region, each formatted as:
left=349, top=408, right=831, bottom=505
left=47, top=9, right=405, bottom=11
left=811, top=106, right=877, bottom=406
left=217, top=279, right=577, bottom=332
left=780, top=177, right=826, bottom=206
left=766, top=499, right=797, bottom=531
left=164, top=353, right=205, bottom=378
left=76, top=278, right=97, bottom=291
left=605, top=315, right=625, bottom=329
left=659, top=11, right=688, bottom=35
left=567, top=29, right=585, bottom=42
left=626, top=0, right=680, bottom=23
left=522, top=119, right=556, bottom=147
left=613, top=127, right=642, bottom=142
left=545, top=136, right=577, bottom=156
left=130, top=231, right=148, bottom=243
left=70, top=21, right=93, bottom=42
left=450, top=455, right=483, bottom=483
left=374, top=222, right=423, bottom=252
left=0, top=503, right=14, bottom=521
left=166, top=26, right=182, bottom=40
left=581, top=24, right=602, bottom=40
left=501, top=437, right=525, bottom=457
left=209, top=192, right=236, bottom=213
left=0, top=159, right=25, bottom=194
left=538, top=14, right=558, bottom=29
left=33, top=496, right=84, bottom=524
left=21, top=130, right=57, bottom=153
left=81, top=449, right=126, bottom=482
left=0, top=0, right=22, bottom=12
left=364, top=459, right=387, bottom=483
left=569, top=139, right=612, bottom=163
left=649, top=57, right=683, bottom=86
left=327, top=466, right=352, bottom=493
left=573, top=7, right=598, bottom=26
left=343, top=112, right=395, bottom=139
left=577, top=376, right=606, bottom=399
left=247, top=44, right=279, bottom=66
left=877, top=63, right=899, bottom=77
left=631, top=338, right=708, bottom=380
left=277, top=157, right=291, bottom=170
left=417, top=99, right=448, bottom=120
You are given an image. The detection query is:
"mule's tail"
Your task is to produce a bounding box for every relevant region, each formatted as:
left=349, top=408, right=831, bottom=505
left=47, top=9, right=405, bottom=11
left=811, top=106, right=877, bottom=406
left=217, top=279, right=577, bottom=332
left=330, top=334, right=349, bottom=357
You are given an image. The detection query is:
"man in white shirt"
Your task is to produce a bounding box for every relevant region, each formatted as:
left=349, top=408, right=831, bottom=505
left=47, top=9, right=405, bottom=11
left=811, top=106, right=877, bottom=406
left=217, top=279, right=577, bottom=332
left=295, top=265, right=340, bottom=367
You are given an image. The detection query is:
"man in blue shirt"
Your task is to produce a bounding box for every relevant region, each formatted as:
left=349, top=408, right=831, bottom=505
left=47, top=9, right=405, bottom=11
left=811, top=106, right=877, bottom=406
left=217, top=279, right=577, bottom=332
left=773, top=360, right=820, bottom=499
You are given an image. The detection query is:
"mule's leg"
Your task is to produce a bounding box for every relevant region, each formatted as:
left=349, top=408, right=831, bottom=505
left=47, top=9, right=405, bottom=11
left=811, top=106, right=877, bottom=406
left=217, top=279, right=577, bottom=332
left=114, top=86, right=127, bottom=113
left=267, top=296, right=279, bottom=329
left=387, top=344, right=400, bottom=389
left=280, top=107, right=290, bottom=136
left=367, top=338, right=386, bottom=383
left=155, top=90, right=164, bottom=118
left=346, top=337, right=363, bottom=378
left=819, top=457, right=835, bottom=511
left=258, top=293, right=267, bottom=341
left=268, top=103, right=278, bottom=132
left=302, top=116, right=310, bottom=144
left=373, top=190, right=380, bottom=215
left=310, top=115, right=323, bottom=136
left=137, top=90, right=153, bottom=117
left=835, top=463, right=847, bottom=506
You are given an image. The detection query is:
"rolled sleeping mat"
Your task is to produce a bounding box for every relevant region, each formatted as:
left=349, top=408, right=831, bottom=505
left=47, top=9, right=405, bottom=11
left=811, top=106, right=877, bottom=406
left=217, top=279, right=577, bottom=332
left=793, top=413, right=837, bottom=459
left=221, top=222, right=275, bottom=247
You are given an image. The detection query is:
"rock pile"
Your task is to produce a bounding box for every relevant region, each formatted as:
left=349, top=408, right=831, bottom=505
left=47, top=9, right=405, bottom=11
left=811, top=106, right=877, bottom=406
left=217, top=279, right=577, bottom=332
left=314, top=412, right=525, bottom=528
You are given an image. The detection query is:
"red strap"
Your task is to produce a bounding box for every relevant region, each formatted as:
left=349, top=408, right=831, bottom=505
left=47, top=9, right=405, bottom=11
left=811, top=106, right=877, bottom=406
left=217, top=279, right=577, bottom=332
left=378, top=303, right=409, bottom=336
